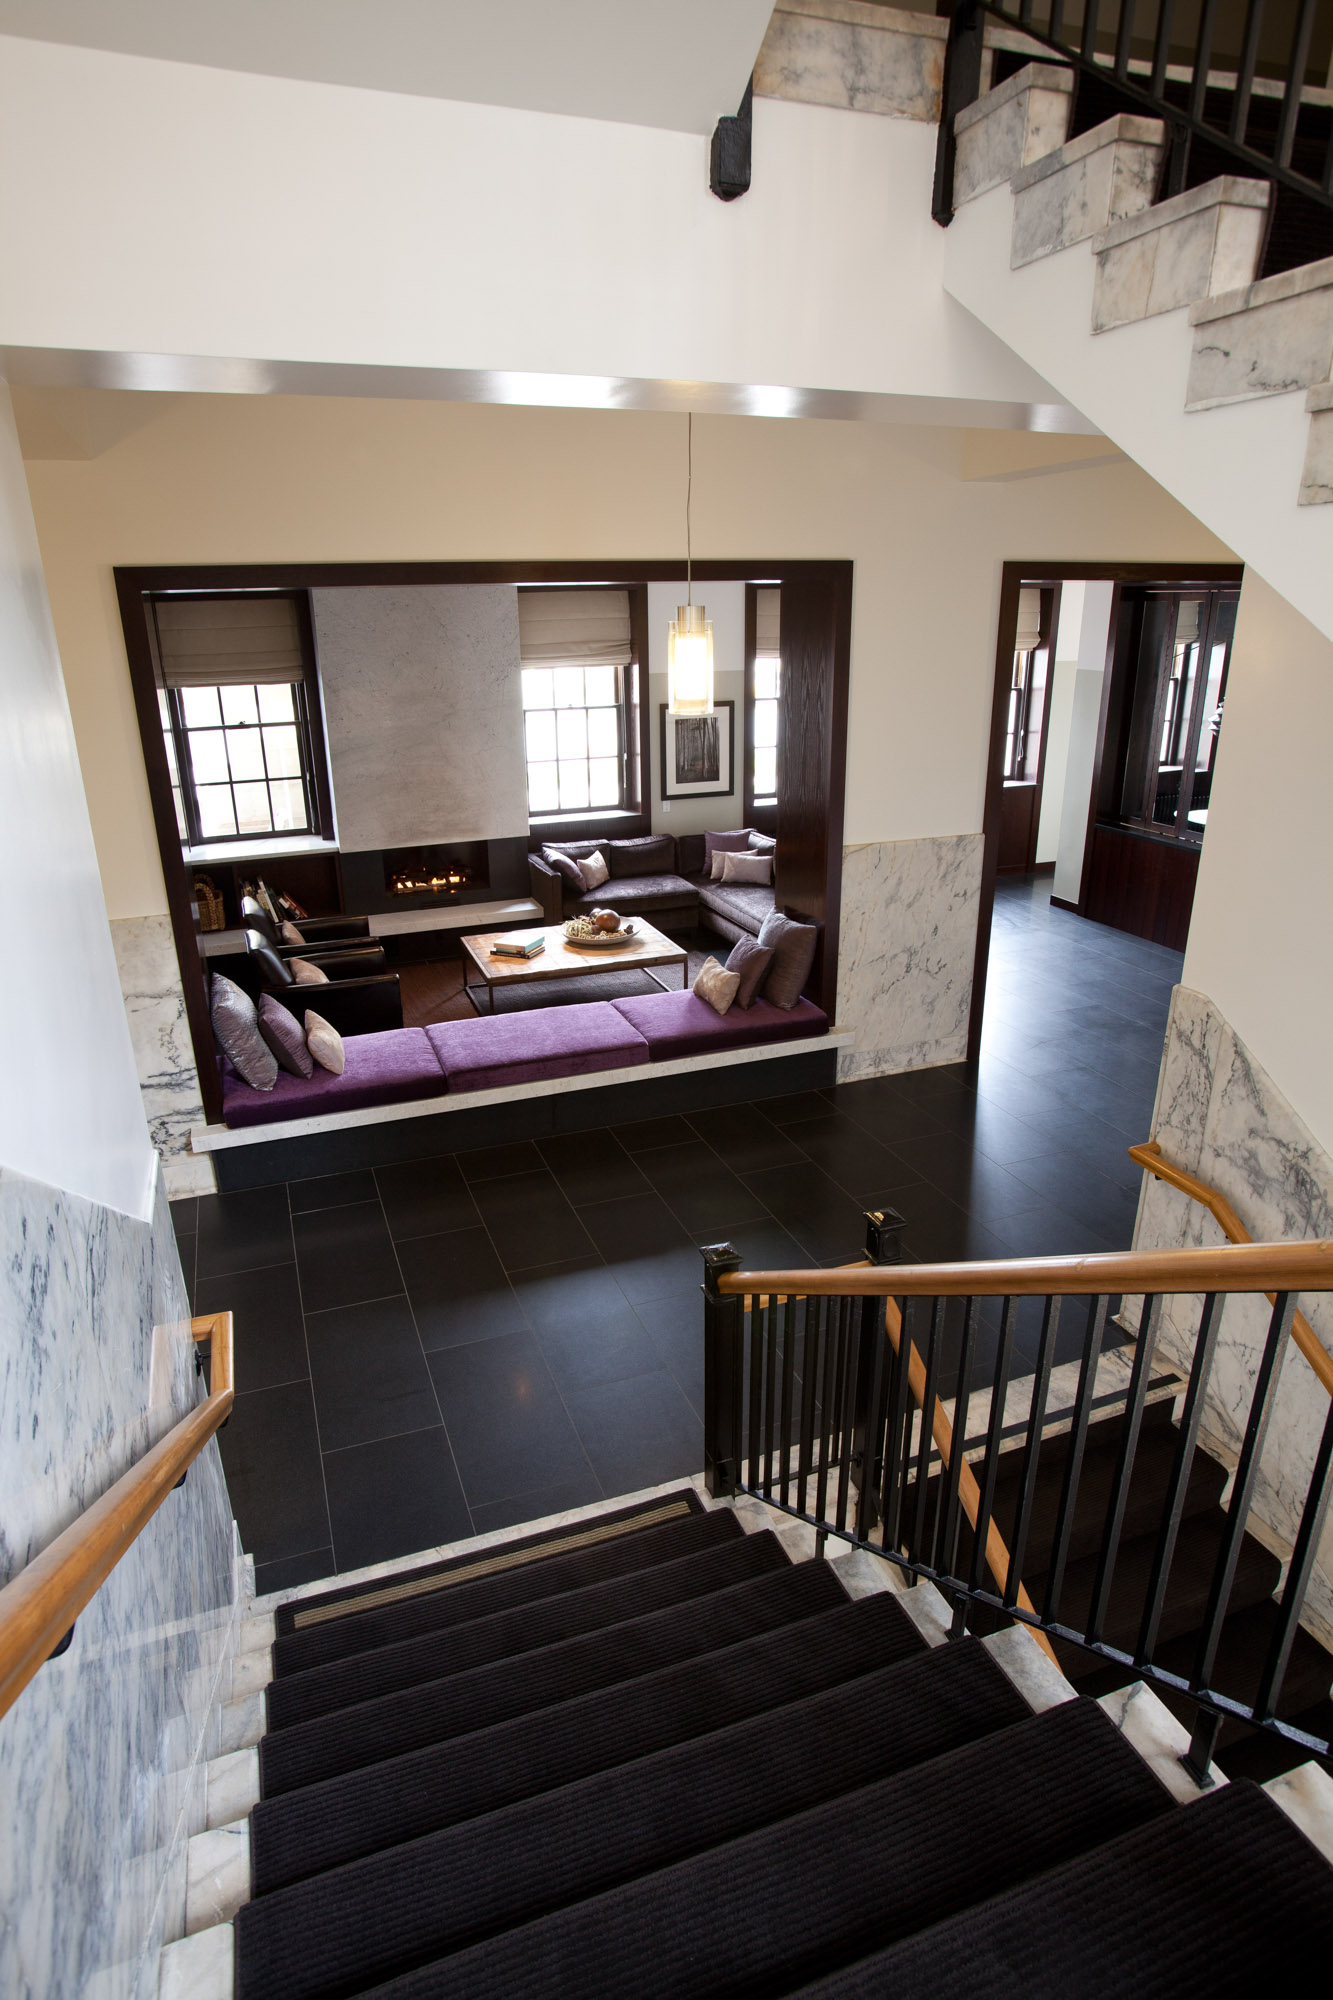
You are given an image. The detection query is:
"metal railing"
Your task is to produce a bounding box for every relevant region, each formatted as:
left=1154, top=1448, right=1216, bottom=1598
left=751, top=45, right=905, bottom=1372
left=934, top=0, right=1333, bottom=275
left=702, top=1222, right=1333, bottom=1780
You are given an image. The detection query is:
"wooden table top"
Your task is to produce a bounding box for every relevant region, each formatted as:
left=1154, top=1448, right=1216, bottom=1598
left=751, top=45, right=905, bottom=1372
left=460, top=917, right=688, bottom=984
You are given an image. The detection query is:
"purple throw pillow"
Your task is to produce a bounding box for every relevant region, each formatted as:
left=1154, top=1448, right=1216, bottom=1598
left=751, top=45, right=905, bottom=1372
left=257, top=992, right=314, bottom=1077
left=703, top=828, right=754, bottom=877
left=724, top=935, right=775, bottom=1009
left=608, top=835, right=674, bottom=878
left=541, top=848, right=584, bottom=892
left=757, top=910, right=818, bottom=1010
left=748, top=830, right=776, bottom=855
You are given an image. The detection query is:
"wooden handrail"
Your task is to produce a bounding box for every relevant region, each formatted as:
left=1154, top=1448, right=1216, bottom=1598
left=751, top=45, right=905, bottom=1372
left=718, top=1238, right=1333, bottom=1300
left=1130, top=1140, right=1333, bottom=1400
left=882, top=1297, right=1060, bottom=1668
left=0, top=1312, right=234, bottom=1723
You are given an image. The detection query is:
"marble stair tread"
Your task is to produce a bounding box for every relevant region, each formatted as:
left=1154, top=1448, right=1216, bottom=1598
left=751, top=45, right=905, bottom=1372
left=159, top=1922, right=234, bottom=2000
left=1186, top=252, right=1333, bottom=410
left=1098, top=1680, right=1226, bottom=1802
left=1264, top=1762, right=1333, bottom=1868
left=185, top=1820, right=251, bottom=1935
left=1090, top=176, right=1270, bottom=333
left=952, top=60, right=1073, bottom=206
left=1010, top=111, right=1167, bottom=267
left=220, top=1692, right=266, bottom=1755
left=206, top=1746, right=261, bottom=1831
left=229, top=1649, right=272, bottom=1701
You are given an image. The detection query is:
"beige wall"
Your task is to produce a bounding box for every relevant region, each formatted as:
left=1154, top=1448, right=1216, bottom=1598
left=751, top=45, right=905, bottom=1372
left=18, top=390, right=1231, bottom=923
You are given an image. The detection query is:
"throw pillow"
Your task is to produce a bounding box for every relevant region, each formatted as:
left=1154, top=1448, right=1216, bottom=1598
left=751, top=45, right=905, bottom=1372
left=703, top=829, right=754, bottom=877
left=577, top=849, right=610, bottom=892
left=757, top=910, right=818, bottom=1010
left=288, top=957, right=330, bottom=985
left=608, top=834, right=674, bottom=878
left=724, top=935, right=774, bottom=1009
left=279, top=918, right=306, bottom=946
left=304, top=1010, right=346, bottom=1075
left=693, top=955, right=740, bottom=1017
left=541, top=846, right=585, bottom=892
left=748, top=830, right=776, bottom=855
left=721, top=851, right=773, bottom=885
left=209, top=974, right=277, bottom=1091
left=257, top=993, right=314, bottom=1077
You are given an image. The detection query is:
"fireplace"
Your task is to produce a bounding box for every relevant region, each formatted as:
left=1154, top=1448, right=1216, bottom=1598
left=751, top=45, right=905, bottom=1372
left=380, top=842, right=488, bottom=906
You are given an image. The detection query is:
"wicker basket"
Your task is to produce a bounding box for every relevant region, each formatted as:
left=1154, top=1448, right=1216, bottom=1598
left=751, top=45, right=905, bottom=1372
left=194, top=874, right=226, bottom=933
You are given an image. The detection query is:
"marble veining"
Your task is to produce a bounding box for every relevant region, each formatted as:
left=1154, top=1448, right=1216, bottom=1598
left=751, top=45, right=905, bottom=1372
left=1186, top=266, right=1333, bottom=410
left=111, top=916, right=215, bottom=1199
left=1098, top=1681, right=1227, bottom=1801
left=1092, top=179, right=1268, bottom=333
left=1136, top=986, right=1333, bottom=1651
left=0, top=1162, right=240, bottom=1999
left=982, top=1624, right=1077, bottom=1713
left=1011, top=117, right=1165, bottom=269
left=836, top=835, right=982, bottom=1081
left=953, top=62, right=1072, bottom=206
left=755, top=2, right=945, bottom=123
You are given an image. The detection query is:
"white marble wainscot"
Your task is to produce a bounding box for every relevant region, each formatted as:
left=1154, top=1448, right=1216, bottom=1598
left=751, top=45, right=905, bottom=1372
left=953, top=60, right=1072, bottom=206
left=0, top=1160, right=241, bottom=2000
left=111, top=915, right=215, bottom=1198
left=835, top=835, right=982, bottom=1082
left=1133, top=985, right=1333, bottom=1653
left=1010, top=115, right=1166, bottom=269
left=1091, top=176, right=1269, bottom=333
left=754, top=1, right=946, bottom=122
left=1186, top=253, right=1333, bottom=410
left=1299, top=382, right=1333, bottom=507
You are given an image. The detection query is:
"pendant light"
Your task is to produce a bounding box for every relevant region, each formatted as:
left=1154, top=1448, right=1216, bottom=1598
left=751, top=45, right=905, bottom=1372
left=667, top=412, right=714, bottom=716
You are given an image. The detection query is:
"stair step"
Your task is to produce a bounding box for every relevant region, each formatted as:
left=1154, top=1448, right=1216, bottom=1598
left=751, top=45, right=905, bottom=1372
left=250, top=1588, right=924, bottom=1895
left=359, top=1701, right=1170, bottom=2000
left=271, top=1495, right=727, bottom=1678
left=259, top=1549, right=840, bottom=1798
left=1141, top=1599, right=1333, bottom=1751
left=788, top=1780, right=1333, bottom=1996
left=235, top=1637, right=1028, bottom=2000
left=266, top=1528, right=785, bottom=1732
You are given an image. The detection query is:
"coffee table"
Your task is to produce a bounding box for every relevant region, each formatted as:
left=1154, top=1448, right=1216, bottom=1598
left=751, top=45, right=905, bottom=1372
left=460, top=917, right=689, bottom=1015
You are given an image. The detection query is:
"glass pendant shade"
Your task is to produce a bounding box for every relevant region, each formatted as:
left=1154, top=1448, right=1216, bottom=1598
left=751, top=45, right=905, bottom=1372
left=667, top=602, right=714, bottom=716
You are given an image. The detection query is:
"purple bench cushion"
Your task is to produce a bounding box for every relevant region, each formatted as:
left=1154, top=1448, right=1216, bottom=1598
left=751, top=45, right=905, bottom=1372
left=426, top=1003, right=649, bottom=1093
left=610, top=990, right=828, bottom=1062
left=221, top=1027, right=447, bottom=1128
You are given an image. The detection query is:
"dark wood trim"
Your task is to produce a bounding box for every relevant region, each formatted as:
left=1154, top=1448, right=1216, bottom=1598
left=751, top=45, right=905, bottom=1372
left=968, top=558, right=1244, bottom=1065
left=1031, top=861, right=1055, bottom=878
left=1023, top=581, right=1060, bottom=873
left=1050, top=895, right=1080, bottom=914
left=115, top=559, right=855, bottom=593
left=742, top=584, right=758, bottom=824
left=1076, top=581, right=1130, bottom=914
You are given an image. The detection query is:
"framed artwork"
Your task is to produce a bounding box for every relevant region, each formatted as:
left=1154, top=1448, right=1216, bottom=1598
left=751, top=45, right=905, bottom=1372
left=659, top=700, right=735, bottom=800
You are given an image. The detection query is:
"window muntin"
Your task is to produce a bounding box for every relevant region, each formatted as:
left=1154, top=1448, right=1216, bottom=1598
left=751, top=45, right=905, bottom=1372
left=522, top=663, right=625, bottom=816
left=752, top=652, right=780, bottom=804
left=161, top=677, right=320, bottom=845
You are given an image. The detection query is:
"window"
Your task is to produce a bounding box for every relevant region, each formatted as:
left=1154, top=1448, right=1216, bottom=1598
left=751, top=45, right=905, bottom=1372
left=152, top=593, right=328, bottom=846
left=517, top=588, right=637, bottom=819
left=1121, top=590, right=1237, bottom=844
left=750, top=586, right=781, bottom=806
left=1002, top=587, right=1051, bottom=784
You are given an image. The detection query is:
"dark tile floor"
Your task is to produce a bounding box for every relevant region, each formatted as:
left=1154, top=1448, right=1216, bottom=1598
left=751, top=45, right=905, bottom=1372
left=171, top=881, right=1183, bottom=1592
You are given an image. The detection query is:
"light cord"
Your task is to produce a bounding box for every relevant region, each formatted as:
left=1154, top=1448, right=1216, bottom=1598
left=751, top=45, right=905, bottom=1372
left=686, top=411, right=693, bottom=607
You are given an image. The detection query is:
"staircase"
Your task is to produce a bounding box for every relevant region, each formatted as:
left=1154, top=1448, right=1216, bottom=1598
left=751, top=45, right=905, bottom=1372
left=162, top=1479, right=1333, bottom=1996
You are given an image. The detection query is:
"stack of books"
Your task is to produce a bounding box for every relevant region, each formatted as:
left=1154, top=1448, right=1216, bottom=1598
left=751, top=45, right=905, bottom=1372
left=490, top=933, right=545, bottom=960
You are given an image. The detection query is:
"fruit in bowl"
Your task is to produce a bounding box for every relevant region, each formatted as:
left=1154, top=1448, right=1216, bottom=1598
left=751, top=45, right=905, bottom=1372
left=592, top=908, right=621, bottom=932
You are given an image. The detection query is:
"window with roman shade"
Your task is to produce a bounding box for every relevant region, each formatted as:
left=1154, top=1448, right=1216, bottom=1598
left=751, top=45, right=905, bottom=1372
left=518, top=589, right=635, bottom=815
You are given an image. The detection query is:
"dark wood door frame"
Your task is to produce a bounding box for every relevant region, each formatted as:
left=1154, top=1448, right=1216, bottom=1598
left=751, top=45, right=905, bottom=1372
left=117, top=558, right=853, bottom=1124
left=968, top=559, right=1245, bottom=1066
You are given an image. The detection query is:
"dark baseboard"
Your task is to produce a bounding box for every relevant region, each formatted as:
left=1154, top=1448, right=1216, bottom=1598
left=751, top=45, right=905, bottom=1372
left=211, top=1046, right=839, bottom=1191
left=1030, top=862, right=1055, bottom=877
left=1050, top=895, right=1081, bottom=914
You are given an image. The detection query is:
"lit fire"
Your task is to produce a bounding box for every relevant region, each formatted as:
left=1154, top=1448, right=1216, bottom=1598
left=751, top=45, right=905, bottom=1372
left=388, top=869, right=473, bottom=896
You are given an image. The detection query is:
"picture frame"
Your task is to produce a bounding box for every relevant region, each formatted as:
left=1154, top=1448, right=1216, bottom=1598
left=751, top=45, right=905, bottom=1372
left=659, top=700, right=735, bottom=800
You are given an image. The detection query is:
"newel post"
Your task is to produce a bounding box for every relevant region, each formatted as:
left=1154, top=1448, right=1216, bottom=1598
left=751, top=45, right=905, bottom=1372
left=702, top=1243, right=743, bottom=1498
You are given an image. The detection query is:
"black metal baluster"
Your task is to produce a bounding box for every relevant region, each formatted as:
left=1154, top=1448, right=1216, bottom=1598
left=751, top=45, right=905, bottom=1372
left=779, top=1292, right=796, bottom=1508
left=797, top=1296, right=822, bottom=1514
left=1192, top=1293, right=1296, bottom=1693
left=702, top=1244, right=743, bottom=1498
left=893, top=1299, right=927, bottom=1553
left=1049, top=0, right=1066, bottom=46
left=1081, top=0, right=1102, bottom=63
left=760, top=1294, right=776, bottom=1499
left=1275, top=0, right=1318, bottom=174
left=1228, top=0, right=1265, bottom=147
left=1004, top=1296, right=1061, bottom=1607
left=835, top=1302, right=861, bottom=1535
left=939, top=1297, right=979, bottom=1583
left=1085, top=1294, right=1161, bottom=1645
left=1042, top=1295, right=1108, bottom=1623
left=1114, top=0, right=1137, bottom=82
left=746, top=1287, right=764, bottom=1494
left=1150, top=0, right=1176, bottom=97
left=815, top=1295, right=842, bottom=1522
left=1252, top=1390, right=1333, bottom=1720
left=967, top=1296, right=1020, bottom=1597
left=881, top=1298, right=917, bottom=1553
left=910, top=1299, right=946, bottom=1563
left=1137, top=1291, right=1225, bottom=1664
left=1187, top=0, right=1220, bottom=126
left=854, top=1295, right=889, bottom=1544
left=1020, top=0, right=1036, bottom=30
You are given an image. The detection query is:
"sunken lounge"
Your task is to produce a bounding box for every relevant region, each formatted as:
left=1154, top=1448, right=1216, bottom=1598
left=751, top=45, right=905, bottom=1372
left=121, top=562, right=852, bottom=1188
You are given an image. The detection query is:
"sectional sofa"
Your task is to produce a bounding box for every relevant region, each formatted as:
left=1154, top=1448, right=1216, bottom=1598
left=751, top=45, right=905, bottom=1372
left=220, top=985, right=829, bottom=1128
left=527, top=831, right=776, bottom=948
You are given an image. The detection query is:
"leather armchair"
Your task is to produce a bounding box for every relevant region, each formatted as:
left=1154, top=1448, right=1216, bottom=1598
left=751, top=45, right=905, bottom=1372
left=240, top=931, right=404, bottom=1033
left=241, top=895, right=374, bottom=953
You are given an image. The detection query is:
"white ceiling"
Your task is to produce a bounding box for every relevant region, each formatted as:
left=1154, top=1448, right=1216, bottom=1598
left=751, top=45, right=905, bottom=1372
left=0, top=0, right=774, bottom=134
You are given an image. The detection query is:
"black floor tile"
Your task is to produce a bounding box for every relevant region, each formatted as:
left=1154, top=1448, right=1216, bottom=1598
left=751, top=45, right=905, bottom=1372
left=614, top=1114, right=697, bottom=1152
left=538, top=1130, right=650, bottom=1206
left=752, top=1091, right=836, bottom=1127
left=784, top=1112, right=924, bottom=1199
left=397, top=1225, right=528, bottom=1351
left=578, top=1192, right=701, bottom=1303
left=535, top=1309, right=666, bottom=1394
left=304, top=1293, right=441, bottom=1451
left=634, top=1291, right=706, bottom=1416
left=509, top=1257, right=632, bottom=1334
left=469, top=1473, right=606, bottom=1538
left=635, top=1138, right=769, bottom=1234
left=891, top=1185, right=1015, bottom=1267
left=688, top=1215, right=814, bottom=1271
left=819, top=1079, right=950, bottom=1146
left=288, top=1170, right=380, bottom=1214
left=428, top=1332, right=593, bottom=1509
left=471, top=1168, right=594, bottom=1270
left=375, top=1153, right=480, bottom=1241
left=1007, top=1144, right=1141, bottom=1246
left=995, top=1204, right=1117, bottom=1261
left=323, top=1426, right=473, bottom=1572
left=196, top=1185, right=294, bottom=1280
left=292, top=1200, right=403, bottom=1314
left=194, top=1261, right=308, bottom=1395
left=741, top=1161, right=868, bottom=1265
left=684, top=1103, right=807, bottom=1172
left=254, top=1547, right=336, bottom=1596
left=170, top=1196, right=198, bottom=1241
left=563, top=1370, right=704, bottom=1497
left=891, top=1133, right=1051, bottom=1224
left=218, top=1380, right=330, bottom=1567
left=458, top=1140, right=546, bottom=1182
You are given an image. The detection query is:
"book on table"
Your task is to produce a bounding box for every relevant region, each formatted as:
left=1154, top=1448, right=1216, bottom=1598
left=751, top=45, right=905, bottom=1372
left=489, top=933, right=545, bottom=959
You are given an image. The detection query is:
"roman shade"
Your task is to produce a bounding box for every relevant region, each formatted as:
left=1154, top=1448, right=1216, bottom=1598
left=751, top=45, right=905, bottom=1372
left=155, top=595, right=306, bottom=687
left=1015, top=588, right=1044, bottom=652
left=518, top=589, right=632, bottom=666
left=755, top=587, right=781, bottom=656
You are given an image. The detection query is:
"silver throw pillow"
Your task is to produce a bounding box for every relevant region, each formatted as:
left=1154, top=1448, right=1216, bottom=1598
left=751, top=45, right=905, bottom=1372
left=210, top=974, right=278, bottom=1091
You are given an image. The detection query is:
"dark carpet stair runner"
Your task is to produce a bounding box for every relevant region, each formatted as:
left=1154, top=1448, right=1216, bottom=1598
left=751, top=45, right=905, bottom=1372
left=232, top=1487, right=1333, bottom=1998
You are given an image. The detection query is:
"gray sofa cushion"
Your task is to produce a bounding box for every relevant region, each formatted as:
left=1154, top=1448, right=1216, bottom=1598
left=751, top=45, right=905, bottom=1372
left=697, top=878, right=775, bottom=936
left=565, top=872, right=699, bottom=916
left=608, top=835, right=675, bottom=878
left=758, top=909, right=819, bottom=1009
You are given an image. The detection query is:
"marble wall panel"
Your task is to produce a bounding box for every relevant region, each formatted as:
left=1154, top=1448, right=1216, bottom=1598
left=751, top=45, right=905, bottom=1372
left=312, top=584, right=528, bottom=852
left=835, top=834, right=982, bottom=1080
left=0, top=1162, right=240, bottom=1999
left=111, top=915, right=214, bottom=1199
left=755, top=1, right=945, bottom=122
left=1135, top=986, right=1333, bottom=1649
